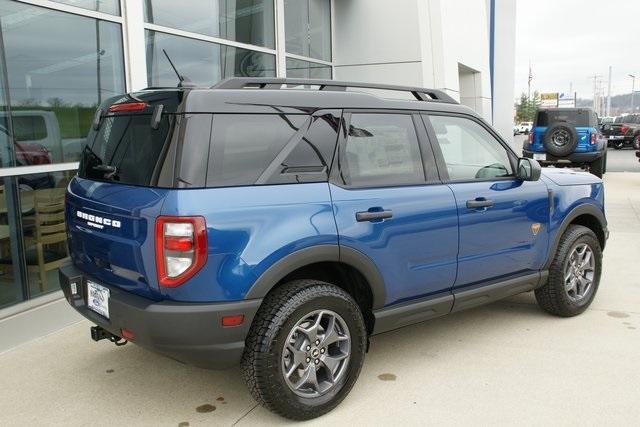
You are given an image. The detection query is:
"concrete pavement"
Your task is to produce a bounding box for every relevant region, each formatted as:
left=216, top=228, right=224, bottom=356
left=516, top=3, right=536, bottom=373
left=1, top=172, right=639, bottom=426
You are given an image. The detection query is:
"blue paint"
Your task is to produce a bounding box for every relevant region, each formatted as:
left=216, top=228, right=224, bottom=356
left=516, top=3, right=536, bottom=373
left=67, top=168, right=604, bottom=308
left=528, top=126, right=601, bottom=153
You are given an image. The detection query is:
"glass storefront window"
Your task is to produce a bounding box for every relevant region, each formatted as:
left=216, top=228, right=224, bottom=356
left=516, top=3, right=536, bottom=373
left=146, top=30, right=276, bottom=87
left=144, top=0, right=275, bottom=48
left=51, top=0, right=120, bottom=15
left=0, top=0, right=126, bottom=164
left=19, top=171, right=74, bottom=298
left=286, top=57, right=331, bottom=79
left=284, top=0, right=331, bottom=61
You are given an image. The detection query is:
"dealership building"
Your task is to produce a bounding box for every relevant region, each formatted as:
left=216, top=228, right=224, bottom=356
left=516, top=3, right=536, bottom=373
left=0, top=0, right=515, bottom=348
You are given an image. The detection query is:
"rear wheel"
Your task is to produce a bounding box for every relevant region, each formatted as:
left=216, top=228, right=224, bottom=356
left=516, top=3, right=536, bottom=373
left=535, top=225, right=602, bottom=317
left=634, top=134, right=640, bottom=150
left=241, top=280, right=367, bottom=420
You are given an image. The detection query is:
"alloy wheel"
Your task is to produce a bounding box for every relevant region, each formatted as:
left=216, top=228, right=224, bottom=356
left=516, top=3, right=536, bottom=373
left=563, top=243, right=595, bottom=302
left=281, top=309, right=351, bottom=397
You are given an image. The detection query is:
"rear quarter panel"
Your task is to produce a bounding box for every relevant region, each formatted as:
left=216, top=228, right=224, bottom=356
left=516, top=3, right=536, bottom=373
left=159, top=183, right=338, bottom=302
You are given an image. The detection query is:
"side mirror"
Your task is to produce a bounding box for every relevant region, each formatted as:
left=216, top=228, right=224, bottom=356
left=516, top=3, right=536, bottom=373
left=517, top=157, right=541, bottom=181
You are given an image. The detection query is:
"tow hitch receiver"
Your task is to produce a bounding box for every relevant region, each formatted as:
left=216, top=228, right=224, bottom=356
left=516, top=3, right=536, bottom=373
left=90, top=325, right=128, bottom=346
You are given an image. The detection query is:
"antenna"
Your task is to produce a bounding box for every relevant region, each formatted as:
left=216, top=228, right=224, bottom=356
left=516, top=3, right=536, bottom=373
left=162, top=49, right=193, bottom=87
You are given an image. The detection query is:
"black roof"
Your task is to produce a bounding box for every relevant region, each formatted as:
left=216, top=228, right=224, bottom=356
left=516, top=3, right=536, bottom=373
left=138, top=77, right=474, bottom=116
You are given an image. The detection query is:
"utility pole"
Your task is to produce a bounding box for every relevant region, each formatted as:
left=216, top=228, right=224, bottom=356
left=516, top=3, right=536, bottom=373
left=606, top=66, right=612, bottom=116
left=590, top=74, right=601, bottom=115
left=630, top=74, right=636, bottom=113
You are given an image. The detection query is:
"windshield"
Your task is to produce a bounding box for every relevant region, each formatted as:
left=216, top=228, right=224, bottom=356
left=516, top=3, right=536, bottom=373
left=536, top=110, right=590, bottom=127
left=78, top=114, right=175, bottom=186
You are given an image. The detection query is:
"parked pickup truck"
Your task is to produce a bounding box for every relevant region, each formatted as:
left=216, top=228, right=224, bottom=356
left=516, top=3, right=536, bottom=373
left=601, top=114, right=640, bottom=149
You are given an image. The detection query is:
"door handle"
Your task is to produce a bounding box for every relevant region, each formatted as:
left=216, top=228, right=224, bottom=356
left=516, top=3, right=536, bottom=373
left=356, top=210, right=393, bottom=222
left=466, top=198, right=494, bottom=209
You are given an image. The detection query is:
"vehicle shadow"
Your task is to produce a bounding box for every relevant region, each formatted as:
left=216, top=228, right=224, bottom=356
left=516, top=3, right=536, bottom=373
left=70, top=291, right=546, bottom=425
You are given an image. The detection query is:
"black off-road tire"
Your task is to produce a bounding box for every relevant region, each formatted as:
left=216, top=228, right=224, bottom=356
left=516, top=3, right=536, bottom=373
left=543, top=122, right=579, bottom=157
left=589, top=153, right=606, bottom=178
left=535, top=225, right=602, bottom=317
left=241, top=280, right=367, bottom=420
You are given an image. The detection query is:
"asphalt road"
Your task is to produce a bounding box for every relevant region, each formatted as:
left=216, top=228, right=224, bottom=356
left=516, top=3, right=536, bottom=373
left=512, top=134, right=639, bottom=173
left=1, top=172, right=639, bottom=426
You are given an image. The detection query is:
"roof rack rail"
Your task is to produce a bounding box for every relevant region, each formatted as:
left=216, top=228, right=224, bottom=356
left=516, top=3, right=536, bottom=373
left=212, top=77, right=458, bottom=104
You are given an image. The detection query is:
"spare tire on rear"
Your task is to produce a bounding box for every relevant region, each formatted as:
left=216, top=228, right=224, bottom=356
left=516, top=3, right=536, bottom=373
left=543, top=122, right=578, bottom=157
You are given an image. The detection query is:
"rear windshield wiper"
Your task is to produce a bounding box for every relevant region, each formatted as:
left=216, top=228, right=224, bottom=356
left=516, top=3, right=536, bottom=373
left=92, top=164, right=118, bottom=180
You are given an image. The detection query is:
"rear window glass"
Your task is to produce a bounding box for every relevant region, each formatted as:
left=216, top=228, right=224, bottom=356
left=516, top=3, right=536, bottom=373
left=78, top=114, right=174, bottom=186
left=206, top=114, right=308, bottom=187
left=536, top=110, right=590, bottom=127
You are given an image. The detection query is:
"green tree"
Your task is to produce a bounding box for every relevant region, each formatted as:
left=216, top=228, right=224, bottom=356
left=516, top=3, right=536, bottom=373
left=515, top=91, right=541, bottom=123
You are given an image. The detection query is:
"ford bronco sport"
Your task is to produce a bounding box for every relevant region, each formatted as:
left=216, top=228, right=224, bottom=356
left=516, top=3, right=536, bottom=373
left=523, top=108, right=606, bottom=178
left=60, top=78, right=608, bottom=420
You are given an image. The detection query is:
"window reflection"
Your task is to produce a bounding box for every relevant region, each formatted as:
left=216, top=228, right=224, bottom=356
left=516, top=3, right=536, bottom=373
left=285, top=0, right=331, bottom=61
left=286, top=57, right=331, bottom=79
left=146, top=30, right=276, bottom=87
left=144, top=0, right=274, bottom=48
left=50, top=0, right=120, bottom=15
left=0, top=0, right=126, bottom=164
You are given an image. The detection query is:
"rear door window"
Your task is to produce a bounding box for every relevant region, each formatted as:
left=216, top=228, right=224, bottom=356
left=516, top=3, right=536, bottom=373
left=78, top=114, right=175, bottom=186
left=339, top=113, right=426, bottom=187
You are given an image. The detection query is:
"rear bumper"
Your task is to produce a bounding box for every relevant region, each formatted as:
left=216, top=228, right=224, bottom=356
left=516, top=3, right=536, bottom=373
left=523, top=149, right=603, bottom=164
left=59, top=263, right=261, bottom=369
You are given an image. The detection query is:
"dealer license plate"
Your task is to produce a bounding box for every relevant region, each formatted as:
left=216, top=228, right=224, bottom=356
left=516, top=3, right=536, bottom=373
left=533, top=153, right=546, bottom=161
left=87, top=281, right=110, bottom=319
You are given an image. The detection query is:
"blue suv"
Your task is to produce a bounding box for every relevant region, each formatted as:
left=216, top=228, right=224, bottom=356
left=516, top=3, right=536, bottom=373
left=523, top=108, right=607, bottom=177
left=60, top=78, right=608, bottom=420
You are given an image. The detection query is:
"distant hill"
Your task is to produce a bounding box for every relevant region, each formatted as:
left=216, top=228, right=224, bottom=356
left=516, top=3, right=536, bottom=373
left=576, top=92, right=639, bottom=116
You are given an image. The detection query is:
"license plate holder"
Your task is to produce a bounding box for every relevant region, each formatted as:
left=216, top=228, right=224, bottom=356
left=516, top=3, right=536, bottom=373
left=533, top=153, right=546, bottom=161
left=87, top=280, right=110, bottom=319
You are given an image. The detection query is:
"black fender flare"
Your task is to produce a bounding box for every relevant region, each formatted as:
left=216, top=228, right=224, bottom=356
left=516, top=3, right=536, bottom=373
left=544, top=204, right=607, bottom=269
left=244, top=244, right=387, bottom=309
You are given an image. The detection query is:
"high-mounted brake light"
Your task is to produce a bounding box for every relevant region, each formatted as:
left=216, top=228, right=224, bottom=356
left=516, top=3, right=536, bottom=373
left=155, top=216, right=207, bottom=287
left=108, top=102, right=148, bottom=113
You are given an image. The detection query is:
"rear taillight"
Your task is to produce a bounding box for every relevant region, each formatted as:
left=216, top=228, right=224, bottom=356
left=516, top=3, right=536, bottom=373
left=621, top=125, right=630, bottom=135
left=108, top=102, right=148, bottom=113
left=590, top=132, right=597, bottom=145
left=528, top=132, right=534, bottom=145
left=155, top=216, right=207, bottom=287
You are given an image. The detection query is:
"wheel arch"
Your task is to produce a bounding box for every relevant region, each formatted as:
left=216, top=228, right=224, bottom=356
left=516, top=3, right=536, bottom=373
left=545, top=204, right=607, bottom=269
left=244, top=245, right=387, bottom=331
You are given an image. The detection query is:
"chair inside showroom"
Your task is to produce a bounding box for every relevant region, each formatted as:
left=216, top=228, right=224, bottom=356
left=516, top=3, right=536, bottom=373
left=0, top=188, right=68, bottom=292
left=29, top=188, right=69, bottom=291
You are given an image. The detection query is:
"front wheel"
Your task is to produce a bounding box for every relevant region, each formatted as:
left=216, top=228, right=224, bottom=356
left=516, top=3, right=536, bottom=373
left=241, top=280, right=367, bottom=420
left=634, top=135, right=640, bottom=150
left=535, top=225, right=602, bottom=317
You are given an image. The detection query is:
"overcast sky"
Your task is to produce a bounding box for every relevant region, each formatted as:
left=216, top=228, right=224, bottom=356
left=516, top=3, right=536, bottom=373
left=515, top=0, right=639, bottom=100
